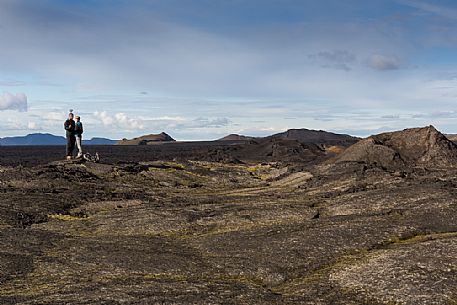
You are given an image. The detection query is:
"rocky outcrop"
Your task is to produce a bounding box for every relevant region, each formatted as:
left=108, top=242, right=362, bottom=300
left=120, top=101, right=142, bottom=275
left=217, top=129, right=358, bottom=148
left=267, top=129, right=359, bottom=146
left=232, top=138, right=327, bottom=163
left=217, top=134, right=255, bottom=141
left=117, top=132, right=175, bottom=145
left=336, top=126, right=457, bottom=168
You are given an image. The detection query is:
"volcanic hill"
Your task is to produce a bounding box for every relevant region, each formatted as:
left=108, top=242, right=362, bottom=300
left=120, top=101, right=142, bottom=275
left=336, top=125, right=457, bottom=168
left=207, top=129, right=359, bottom=163
left=267, top=128, right=360, bottom=146
left=217, top=134, right=255, bottom=141
left=117, top=132, right=175, bottom=145
left=233, top=129, right=358, bottom=162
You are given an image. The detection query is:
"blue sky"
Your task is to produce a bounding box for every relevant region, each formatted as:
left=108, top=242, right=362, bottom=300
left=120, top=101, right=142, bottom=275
left=1, top=0, right=457, bottom=140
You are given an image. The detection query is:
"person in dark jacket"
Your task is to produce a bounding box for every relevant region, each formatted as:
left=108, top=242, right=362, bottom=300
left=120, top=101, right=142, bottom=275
left=64, top=113, right=76, bottom=159
left=74, top=115, right=83, bottom=158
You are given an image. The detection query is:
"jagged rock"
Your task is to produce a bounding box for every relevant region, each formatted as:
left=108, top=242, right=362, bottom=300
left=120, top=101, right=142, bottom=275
left=336, top=126, right=457, bottom=168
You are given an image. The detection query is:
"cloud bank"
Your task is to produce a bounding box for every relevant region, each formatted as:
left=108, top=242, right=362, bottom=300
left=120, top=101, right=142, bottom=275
left=93, top=111, right=231, bottom=136
left=0, top=92, right=27, bottom=111
left=94, top=111, right=145, bottom=130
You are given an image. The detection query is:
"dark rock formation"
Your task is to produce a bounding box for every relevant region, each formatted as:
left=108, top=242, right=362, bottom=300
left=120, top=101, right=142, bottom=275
left=267, top=128, right=359, bottom=146
left=117, top=132, right=175, bottom=145
left=336, top=126, right=457, bottom=168
left=217, top=134, right=255, bottom=141
left=227, top=138, right=327, bottom=164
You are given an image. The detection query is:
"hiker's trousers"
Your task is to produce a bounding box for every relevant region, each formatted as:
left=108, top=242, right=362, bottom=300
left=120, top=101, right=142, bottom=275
left=66, top=135, right=76, bottom=157
left=76, top=136, right=83, bottom=156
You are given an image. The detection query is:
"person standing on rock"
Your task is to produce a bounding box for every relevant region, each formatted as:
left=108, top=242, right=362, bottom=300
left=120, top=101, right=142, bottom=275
left=75, top=115, right=84, bottom=158
left=64, top=112, right=76, bottom=160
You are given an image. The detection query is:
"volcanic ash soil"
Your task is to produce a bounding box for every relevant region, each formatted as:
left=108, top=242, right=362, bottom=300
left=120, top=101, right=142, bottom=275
left=1, top=126, right=457, bottom=304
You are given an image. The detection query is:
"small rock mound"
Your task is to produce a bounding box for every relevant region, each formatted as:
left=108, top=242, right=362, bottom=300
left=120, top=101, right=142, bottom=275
left=217, top=134, right=254, bottom=141
left=336, top=126, right=457, bottom=168
left=117, top=132, right=175, bottom=145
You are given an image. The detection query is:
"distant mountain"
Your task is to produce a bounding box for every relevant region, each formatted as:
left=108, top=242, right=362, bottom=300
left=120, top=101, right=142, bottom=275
left=116, top=132, right=176, bottom=145
left=83, top=137, right=117, bottom=145
left=217, top=134, right=255, bottom=141
left=0, top=133, right=116, bottom=146
left=266, top=129, right=360, bottom=147
left=0, top=133, right=66, bottom=145
left=212, top=129, right=359, bottom=161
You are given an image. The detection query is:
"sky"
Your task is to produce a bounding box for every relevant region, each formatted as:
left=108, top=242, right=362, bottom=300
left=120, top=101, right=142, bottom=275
left=2, top=0, right=457, bottom=140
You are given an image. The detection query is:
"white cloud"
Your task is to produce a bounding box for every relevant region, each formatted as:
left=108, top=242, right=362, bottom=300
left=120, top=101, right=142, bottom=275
left=94, top=111, right=144, bottom=130
left=27, top=121, right=36, bottom=129
left=114, top=112, right=144, bottom=130
left=94, top=111, right=114, bottom=126
left=92, top=110, right=232, bottom=136
left=190, top=117, right=231, bottom=128
left=153, top=116, right=186, bottom=121
left=43, top=111, right=66, bottom=121
left=0, top=92, right=27, bottom=111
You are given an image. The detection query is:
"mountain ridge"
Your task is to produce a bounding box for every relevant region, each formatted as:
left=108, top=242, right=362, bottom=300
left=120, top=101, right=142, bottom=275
left=0, top=133, right=116, bottom=146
